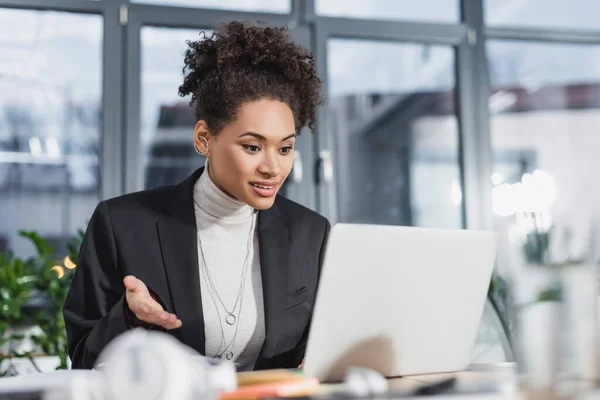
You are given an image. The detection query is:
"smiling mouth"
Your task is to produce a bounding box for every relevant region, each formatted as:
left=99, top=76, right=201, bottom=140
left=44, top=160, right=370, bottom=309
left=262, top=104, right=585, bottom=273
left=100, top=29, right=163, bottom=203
left=249, top=182, right=279, bottom=198
left=250, top=183, right=276, bottom=189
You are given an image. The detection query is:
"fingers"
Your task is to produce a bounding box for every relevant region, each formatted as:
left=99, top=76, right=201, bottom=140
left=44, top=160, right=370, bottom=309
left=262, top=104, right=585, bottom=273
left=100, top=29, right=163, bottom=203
left=158, top=313, right=183, bottom=330
left=136, top=306, right=182, bottom=330
left=123, top=275, right=145, bottom=293
left=129, top=293, right=182, bottom=329
left=124, top=275, right=182, bottom=329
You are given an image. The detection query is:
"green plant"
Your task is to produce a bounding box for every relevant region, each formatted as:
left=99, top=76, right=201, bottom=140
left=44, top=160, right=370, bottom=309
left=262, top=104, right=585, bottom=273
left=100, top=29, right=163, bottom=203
left=523, top=229, right=552, bottom=265
left=537, top=286, right=561, bottom=302
left=0, top=229, right=83, bottom=376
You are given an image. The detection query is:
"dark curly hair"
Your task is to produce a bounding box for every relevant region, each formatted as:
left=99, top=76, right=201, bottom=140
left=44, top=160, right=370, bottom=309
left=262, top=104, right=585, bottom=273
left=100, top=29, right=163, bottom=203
left=178, top=21, right=322, bottom=135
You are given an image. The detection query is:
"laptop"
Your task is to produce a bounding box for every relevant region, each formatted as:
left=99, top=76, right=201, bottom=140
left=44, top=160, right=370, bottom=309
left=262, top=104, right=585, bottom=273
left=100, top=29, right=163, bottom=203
left=303, top=223, right=498, bottom=382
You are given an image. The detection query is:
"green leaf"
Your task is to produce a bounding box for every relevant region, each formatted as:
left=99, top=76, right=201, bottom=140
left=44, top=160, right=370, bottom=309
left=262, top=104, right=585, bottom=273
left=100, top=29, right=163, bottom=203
left=19, top=230, right=52, bottom=258
left=16, top=275, right=37, bottom=286
left=538, top=287, right=562, bottom=302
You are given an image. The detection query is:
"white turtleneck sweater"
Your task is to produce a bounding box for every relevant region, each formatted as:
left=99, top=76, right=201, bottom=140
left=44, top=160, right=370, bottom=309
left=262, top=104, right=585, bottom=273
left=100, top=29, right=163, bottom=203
left=193, top=165, right=265, bottom=371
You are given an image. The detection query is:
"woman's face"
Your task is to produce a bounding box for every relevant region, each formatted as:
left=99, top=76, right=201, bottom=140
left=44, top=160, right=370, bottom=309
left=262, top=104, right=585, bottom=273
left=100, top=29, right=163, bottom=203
left=194, top=99, right=296, bottom=210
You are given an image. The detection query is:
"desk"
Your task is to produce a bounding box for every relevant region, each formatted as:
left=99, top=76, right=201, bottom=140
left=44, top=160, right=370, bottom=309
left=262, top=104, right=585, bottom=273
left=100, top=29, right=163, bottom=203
left=8, top=363, right=600, bottom=399
left=318, top=363, right=517, bottom=399
left=381, top=363, right=600, bottom=400
left=0, top=364, right=515, bottom=399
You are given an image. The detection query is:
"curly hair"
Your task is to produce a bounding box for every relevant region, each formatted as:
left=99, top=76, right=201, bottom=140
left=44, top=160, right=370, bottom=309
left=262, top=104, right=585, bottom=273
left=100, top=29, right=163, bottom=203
left=178, top=21, right=322, bottom=135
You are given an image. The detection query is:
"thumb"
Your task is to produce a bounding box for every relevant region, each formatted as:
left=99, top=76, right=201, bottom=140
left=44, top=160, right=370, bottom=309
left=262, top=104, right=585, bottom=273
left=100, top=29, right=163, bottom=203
left=123, top=275, right=144, bottom=293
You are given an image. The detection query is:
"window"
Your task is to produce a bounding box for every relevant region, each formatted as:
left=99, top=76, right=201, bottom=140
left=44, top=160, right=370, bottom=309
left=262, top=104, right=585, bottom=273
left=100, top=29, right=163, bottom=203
left=485, top=0, right=600, bottom=30
left=488, top=41, right=600, bottom=265
left=327, top=39, right=462, bottom=228
left=316, top=0, right=459, bottom=23
left=0, top=9, right=102, bottom=258
left=131, top=0, right=291, bottom=13
left=140, top=27, right=206, bottom=189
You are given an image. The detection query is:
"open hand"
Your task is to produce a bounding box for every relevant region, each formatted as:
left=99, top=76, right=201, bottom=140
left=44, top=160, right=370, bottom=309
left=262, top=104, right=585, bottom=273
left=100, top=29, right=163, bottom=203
left=124, top=275, right=182, bottom=329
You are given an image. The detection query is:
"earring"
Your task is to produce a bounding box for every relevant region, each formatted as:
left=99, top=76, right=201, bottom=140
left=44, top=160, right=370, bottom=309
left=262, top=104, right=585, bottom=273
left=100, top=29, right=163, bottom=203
left=195, top=136, right=209, bottom=156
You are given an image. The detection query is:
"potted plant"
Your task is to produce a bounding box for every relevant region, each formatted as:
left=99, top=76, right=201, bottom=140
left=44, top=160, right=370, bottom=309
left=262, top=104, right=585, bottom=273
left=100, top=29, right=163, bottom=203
left=0, top=230, right=82, bottom=376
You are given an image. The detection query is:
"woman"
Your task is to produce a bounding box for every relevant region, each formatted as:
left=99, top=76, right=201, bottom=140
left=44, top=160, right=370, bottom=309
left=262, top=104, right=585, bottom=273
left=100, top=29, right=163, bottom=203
left=63, top=20, right=330, bottom=371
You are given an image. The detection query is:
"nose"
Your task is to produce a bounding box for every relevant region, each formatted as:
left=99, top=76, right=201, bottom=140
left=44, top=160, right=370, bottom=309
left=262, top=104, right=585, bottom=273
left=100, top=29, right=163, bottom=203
left=257, top=150, right=281, bottom=177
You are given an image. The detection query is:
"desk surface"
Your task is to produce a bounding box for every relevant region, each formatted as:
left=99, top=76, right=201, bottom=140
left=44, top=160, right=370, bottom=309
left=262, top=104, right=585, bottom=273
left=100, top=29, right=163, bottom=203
left=316, top=363, right=517, bottom=399
left=0, top=363, right=520, bottom=399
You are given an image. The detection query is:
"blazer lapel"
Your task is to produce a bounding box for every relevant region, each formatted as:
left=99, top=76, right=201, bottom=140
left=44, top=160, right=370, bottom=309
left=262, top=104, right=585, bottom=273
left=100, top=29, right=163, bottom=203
left=256, top=203, right=291, bottom=362
left=157, top=168, right=206, bottom=354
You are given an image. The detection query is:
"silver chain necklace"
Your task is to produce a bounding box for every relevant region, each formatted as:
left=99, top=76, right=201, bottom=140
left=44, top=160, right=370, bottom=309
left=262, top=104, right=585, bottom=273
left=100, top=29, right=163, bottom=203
left=198, top=214, right=256, bottom=326
left=199, top=214, right=255, bottom=360
left=202, top=259, right=250, bottom=360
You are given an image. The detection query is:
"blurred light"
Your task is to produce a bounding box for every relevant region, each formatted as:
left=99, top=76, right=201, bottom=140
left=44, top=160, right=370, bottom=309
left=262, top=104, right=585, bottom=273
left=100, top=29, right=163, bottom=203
left=451, top=181, right=462, bottom=206
left=492, top=169, right=557, bottom=217
left=492, top=183, right=516, bottom=216
left=64, top=255, right=76, bottom=270
left=46, top=136, right=61, bottom=158
left=488, top=90, right=517, bottom=113
left=51, top=265, right=65, bottom=279
left=491, top=172, right=504, bottom=186
left=28, top=136, right=42, bottom=157
left=520, top=170, right=556, bottom=213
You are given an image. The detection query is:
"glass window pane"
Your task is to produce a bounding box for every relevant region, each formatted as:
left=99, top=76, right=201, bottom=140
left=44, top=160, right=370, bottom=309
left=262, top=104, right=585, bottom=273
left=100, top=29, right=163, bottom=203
left=131, top=0, right=290, bottom=13
left=485, top=0, right=600, bottom=30
left=141, top=27, right=204, bottom=190
left=327, top=39, right=461, bottom=229
left=488, top=40, right=600, bottom=284
left=316, top=0, right=459, bottom=23
left=0, top=9, right=102, bottom=258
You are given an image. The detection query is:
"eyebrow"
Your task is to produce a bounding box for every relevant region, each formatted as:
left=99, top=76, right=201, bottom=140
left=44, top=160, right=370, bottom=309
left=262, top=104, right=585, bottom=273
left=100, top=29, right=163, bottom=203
left=238, top=132, right=296, bottom=142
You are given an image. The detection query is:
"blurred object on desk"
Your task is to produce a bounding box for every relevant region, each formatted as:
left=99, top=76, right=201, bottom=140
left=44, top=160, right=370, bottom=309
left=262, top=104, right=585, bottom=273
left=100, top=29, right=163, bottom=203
left=96, top=329, right=237, bottom=400
left=220, top=377, right=320, bottom=400
left=236, top=369, right=305, bottom=387
left=0, top=362, right=520, bottom=400
left=498, top=180, right=600, bottom=398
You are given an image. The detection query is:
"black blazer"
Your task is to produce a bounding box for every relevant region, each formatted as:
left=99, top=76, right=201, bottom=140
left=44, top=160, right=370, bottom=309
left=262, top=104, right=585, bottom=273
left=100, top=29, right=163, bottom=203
left=63, top=167, right=330, bottom=370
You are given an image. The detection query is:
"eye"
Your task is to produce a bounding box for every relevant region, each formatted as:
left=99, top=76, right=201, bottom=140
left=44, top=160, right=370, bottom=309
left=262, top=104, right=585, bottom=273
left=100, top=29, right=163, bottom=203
left=280, top=146, right=294, bottom=154
left=243, top=145, right=260, bottom=153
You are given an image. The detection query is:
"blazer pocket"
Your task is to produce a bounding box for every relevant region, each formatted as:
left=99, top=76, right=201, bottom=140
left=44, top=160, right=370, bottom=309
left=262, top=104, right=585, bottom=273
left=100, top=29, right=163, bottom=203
left=275, top=300, right=311, bottom=355
left=285, top=286, right=308, bottom=310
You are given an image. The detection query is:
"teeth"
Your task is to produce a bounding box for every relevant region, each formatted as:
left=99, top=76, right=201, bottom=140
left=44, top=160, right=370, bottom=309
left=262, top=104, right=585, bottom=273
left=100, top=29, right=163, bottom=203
left=252, top=184, right=274, bottom=189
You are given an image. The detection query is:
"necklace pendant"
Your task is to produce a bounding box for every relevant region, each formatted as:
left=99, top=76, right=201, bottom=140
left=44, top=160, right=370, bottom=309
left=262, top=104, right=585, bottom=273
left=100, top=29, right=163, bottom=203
left=226, top=351, right=234, bottom=360
left=225, top=313, right=236, bottom=325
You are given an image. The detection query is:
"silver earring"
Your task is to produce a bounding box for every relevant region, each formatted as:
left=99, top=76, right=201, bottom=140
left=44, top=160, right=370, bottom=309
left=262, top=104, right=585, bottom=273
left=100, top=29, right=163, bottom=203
left=195, top=136, right=209, bottom=156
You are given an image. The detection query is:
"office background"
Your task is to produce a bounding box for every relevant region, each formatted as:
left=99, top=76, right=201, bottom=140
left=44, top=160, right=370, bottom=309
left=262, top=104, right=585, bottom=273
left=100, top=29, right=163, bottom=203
left=1, top=0, right=599, bottom=363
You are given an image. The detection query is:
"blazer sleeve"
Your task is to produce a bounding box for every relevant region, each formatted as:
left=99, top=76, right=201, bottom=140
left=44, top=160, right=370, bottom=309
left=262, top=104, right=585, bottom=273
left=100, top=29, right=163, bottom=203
left=271, top=217, right=331, bottom=369
left=62, top=200, right=130, bottom=369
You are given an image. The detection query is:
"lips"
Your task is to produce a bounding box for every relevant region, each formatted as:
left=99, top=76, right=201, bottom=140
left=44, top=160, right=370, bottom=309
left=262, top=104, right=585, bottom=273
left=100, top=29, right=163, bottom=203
left=250, top=182, right=279, bottom=197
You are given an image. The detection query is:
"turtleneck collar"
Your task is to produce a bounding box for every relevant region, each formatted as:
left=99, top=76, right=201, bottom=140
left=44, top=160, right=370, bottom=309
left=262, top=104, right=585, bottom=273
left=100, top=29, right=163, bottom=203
left=193, top=160, right=255, bottom=222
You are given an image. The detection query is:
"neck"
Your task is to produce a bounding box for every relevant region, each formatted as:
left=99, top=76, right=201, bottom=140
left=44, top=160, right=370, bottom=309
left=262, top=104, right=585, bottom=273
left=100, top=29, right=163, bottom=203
left=207, top=161, right=238, bottom=200
left=193, top=161, right=254, bottom=221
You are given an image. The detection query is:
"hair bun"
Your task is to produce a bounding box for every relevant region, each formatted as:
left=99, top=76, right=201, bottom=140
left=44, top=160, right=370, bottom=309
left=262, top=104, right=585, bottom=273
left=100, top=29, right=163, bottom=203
left=178, top=31, right=218, bottom=99
left=215, top=21, right=294, bottom=71
left=178, top=20, right=321, bottom=134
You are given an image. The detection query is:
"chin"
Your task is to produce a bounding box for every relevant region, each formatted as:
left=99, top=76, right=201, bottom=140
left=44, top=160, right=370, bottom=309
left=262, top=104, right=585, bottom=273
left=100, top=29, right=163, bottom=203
left=248, top=197, right=277, bottom=210
left=243, top=190, right=278, bottom=210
